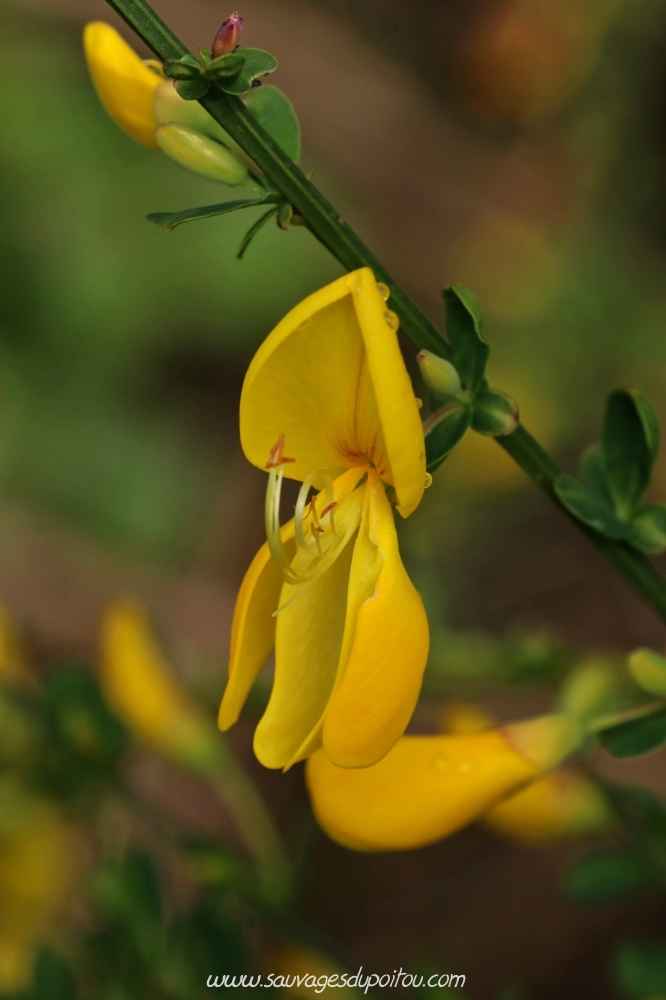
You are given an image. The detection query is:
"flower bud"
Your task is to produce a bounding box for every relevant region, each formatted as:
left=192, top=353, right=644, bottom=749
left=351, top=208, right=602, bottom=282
left=628, top=647, right=666, bottom=698
left=212, top=12, right=244, bottom=58
left=416, top=350, right=462, bottom=400
left=100, top=599, right=219, bottom=771
left=306, top=721, right=571, bottom=852
left=559, top=658, right=622, bottom=720
left=483, top=768, right=613, bottom=845
left=155, top=123, right=250, bottom=185
left=153, top=80, right=232, bottom=144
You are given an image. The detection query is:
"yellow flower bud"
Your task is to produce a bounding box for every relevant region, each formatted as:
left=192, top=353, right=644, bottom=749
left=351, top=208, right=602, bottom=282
left=100, top=599, right=219, bottom=771
left=306, top=714, right=583, bottom=851
left=559, top=658, right=622, bottom=720
left=483, top=768, right=612, bottom=845
left=416, top=350, right=462, bottom=399
left=83, top=22, right=162, bottom=149
left=0, top=790, right=76, bottom=991
left=155, top=123, right=250, bottom=185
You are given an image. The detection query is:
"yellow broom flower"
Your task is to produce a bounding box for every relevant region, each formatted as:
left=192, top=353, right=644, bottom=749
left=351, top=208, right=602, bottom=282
left=219, top=268, right=428, bottom=770
left=100, top=599, right=219, bottom=770
left=483, top=767, right=612, bottom=844
left=84, top=21, right=162, bottom=149
left=0, top=788, right=76, bottom=991
left=305, top=713, right=583, bottom=851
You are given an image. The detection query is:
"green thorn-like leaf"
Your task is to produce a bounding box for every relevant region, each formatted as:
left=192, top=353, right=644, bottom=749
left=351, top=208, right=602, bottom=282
left=629, top=502, right=666, bottom=554
left=472, top=388, right=519, bottom=437
left=442, top=284, right=489, bottom=395
left=423, top=402, right=472, bottom=473
left=602, top=388, right=660, bottom=520
left=146, top=196, right=278, bottom=232
left=597, top=704, right=666, bottom=757
left=555, top=474, right=631, bottom=539
left=216, top=48, right=278, bottom=96
left=244, top=85, right=301, bottom=162
left=237, top=206, right=280, bottom=259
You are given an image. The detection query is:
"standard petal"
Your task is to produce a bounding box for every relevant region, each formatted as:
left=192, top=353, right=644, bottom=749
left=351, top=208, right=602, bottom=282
left=218, top=521, right=296, bottom=732
left=306, top=731, right=541, bottom=852
left=253, top=484, right=365, bottom=770
left=322, top=471, right=429, bottom=768
left=84, top=22, right=161, bottom=149
left=350, top=268, right=425, bottom=517
left=240, top=269, right=424, bottom=516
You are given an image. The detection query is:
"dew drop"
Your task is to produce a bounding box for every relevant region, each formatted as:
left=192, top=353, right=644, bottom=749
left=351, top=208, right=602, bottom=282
left=415, top=397, right=423, bottom=410
left=432, top=755, right=449, bottom=773
left=424, top=472, right=433, bottom=488
left=377, top=282, right=390, bottom=301
left=384, top=309, right=399, bottom=331
left=457, top=760, right=473, bottom=774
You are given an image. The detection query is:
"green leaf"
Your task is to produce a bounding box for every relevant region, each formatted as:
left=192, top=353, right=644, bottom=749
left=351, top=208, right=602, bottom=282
left=616, top=941, right=666, bottom=999
left=202, top=51, right=246, bottom=81
left=29, top=950, right=77, bottom=1000
left=579, top=443, right=610, bottom=501
left=471, top=388, right=519, bottom=437
left=216, top=48, right=278, bottom=96
left=163, top=55, right=201, bottom=80
left=597, top=705, right=666, bottom=758
left=562, top=849, right=650, bottom=906
left=602, top=389, right=660, bottom=519
left=245, top=86, right=301, bottom=162
left=423, top=402, right=472, bottom=473
left=555, top=474, right=630, bottom=539
left=629, top=502, right=666, bottom=554
left=146, top=196, right=277, bottom=233
left=175, top=78, right=211, bottom=101
left=442, top=284, right=488, bottom=394
left=237, top=206, right=279, bottom=259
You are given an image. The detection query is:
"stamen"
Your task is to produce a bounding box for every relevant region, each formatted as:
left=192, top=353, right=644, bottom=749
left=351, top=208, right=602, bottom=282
left=320, top=502, right=338, bottom=517
left=265, top=434, right=295, bottom=470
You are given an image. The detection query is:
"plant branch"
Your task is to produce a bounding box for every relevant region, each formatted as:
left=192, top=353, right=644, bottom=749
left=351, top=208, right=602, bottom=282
left=103, top=0, right=666, bottom=628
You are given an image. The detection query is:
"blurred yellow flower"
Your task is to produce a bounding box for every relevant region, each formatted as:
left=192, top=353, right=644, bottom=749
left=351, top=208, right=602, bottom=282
left=84, top=22, right=162, bottom=148
left=306, top=713, right=582, bottom=851
left=219, top=268, right=429, bottom=771
left=0, top=605, right=35, bottom=692
left=100, top=599, right=219, bottom=770
left=483, top=767, right=612, bottom=844
left=0, top=788, right=76, bottom=991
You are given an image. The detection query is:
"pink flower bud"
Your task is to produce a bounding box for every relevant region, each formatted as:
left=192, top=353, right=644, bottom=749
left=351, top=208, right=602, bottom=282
left=212, top=12, right=244, bottom=58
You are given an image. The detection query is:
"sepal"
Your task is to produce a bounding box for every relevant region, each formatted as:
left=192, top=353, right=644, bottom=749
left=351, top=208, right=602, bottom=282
left=471, top=388, right=519, bottom=437
left=155, top=123, right=250, bottom=185
left=423, top=402, right=472, bottom=473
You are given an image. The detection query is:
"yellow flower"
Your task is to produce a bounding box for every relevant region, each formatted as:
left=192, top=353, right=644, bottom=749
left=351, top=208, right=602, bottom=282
left=483, top=767, right=612, bottom=845
left=219, top=268, right=428, bottom=770
left=305, top=713, right=583, bottom=851
left=0, top=787, right=76, bottom=991
left=84, top=22, right=162, bottom=148
left=100, top=599, right=219, bottom=770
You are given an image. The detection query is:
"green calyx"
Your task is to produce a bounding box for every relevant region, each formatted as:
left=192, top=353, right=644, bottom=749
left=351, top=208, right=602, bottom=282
left=418, top=285, right=519, bottom=472
left=555, top=388, right=666, bottom=553
left=163, top=47, right=277, bottom=101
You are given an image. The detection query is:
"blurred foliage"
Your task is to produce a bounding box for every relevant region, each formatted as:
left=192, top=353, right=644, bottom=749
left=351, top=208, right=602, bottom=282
left=0, top=3, right=337, bottom=564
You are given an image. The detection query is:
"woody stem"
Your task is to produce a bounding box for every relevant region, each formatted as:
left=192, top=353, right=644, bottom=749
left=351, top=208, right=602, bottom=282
left=104, top=0, right=666, bottom=629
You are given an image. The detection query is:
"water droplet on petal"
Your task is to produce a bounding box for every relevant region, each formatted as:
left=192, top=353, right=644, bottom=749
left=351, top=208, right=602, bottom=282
left=377, top=282, right=390, bottom=301
left=424, top=472, right=433, bottom=488
left=384, top=309, right=399, bottom=331
left=432, top=755, right=449, bottom=773
left=415, top=397, right=423, bottom=410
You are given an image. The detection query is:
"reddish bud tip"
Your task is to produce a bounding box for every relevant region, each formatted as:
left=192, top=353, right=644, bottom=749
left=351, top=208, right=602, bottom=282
left=212, top=11, right=244, bottom=58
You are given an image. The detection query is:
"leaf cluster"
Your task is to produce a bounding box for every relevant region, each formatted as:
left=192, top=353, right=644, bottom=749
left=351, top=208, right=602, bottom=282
left=163, top=48, right=278, bottom=101
left=556, top=389, right=666, bottom=553
left=423, top=286, right=519, bottom=473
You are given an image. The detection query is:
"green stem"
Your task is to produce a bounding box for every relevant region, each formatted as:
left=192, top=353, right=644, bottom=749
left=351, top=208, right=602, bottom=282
left=103, top=0, right=666, bottom=627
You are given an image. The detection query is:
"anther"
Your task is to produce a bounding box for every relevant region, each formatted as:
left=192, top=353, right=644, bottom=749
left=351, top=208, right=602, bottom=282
left=265, top=433, right=295, bottom=470
left=320, top=502, right=338, bottom=517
